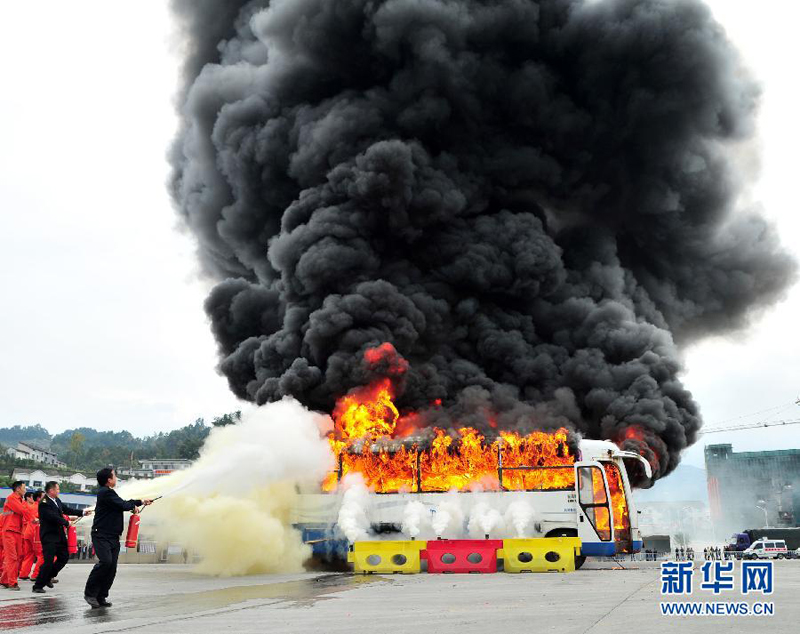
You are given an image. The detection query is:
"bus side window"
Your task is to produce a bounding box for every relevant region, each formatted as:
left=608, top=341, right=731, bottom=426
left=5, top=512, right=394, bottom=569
left=578, top=467, right=593, bottom=505
left=578, top=466, right=607, bottom=505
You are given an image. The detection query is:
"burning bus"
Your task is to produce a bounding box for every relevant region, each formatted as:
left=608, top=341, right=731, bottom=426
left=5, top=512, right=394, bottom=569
left=292, top=377, right=652, bottom=569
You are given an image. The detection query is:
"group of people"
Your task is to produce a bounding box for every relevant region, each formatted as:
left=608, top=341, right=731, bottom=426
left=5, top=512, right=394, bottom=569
left=704, top=546, right=729, bottom=560
left=671, top=546, right=731, bottom=561
left=0, top=480, right=86, bottom=592
left=0, top=488, right=41, bottom=585
left=0, top=467, right=152, bottom=608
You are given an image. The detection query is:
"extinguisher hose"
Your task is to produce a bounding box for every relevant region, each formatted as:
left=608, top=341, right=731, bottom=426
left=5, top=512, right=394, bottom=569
left=70, top=494, right=163, bottom=526
left=70, top=495, right=164, bottom=526
left=130, top=495, right=163, bottom=517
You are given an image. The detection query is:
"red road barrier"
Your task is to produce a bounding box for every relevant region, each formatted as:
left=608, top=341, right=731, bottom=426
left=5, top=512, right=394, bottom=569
left=422, top=539, right=503, bottom=574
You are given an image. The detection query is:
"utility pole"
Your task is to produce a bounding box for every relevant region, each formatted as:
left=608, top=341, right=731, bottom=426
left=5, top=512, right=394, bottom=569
left=756, top=501, right=770, bottom=529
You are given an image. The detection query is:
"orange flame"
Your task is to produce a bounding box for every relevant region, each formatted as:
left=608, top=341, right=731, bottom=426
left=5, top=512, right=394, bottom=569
left=603, top=461, right=631, bottom=549
left=323, top=380, right=576, bottom=493
left=621, top=425, right=646, bottom=443
left=331, top=378, right=398, bottom=441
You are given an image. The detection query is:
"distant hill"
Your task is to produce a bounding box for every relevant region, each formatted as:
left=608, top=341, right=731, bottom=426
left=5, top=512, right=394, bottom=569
left=0, top=411, right=240, bottom=473
left=0, top=424, right=51, bottom=448
left=633, top=463, right=708, bottom=504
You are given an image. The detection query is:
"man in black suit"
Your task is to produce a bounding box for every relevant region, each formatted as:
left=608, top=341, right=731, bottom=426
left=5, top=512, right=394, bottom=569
left=32, top=481, right=91, bottom=594
left=84, top=467, right=151, bottom=608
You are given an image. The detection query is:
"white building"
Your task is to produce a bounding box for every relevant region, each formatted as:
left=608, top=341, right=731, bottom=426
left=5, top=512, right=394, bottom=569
left=117, top=467, right=155, bottom=479
left=6, top=442, right=66, bottom=468
left=137, top=459, right=192, bottom=478
left=11, top=468, right=94, bottom=492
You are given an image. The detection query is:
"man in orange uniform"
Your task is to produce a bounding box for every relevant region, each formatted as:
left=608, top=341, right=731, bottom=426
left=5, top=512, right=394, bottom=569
left=17, top=492, right=33, bottom=580
left=1, top=481, right=27, bottom=590
left=19, top=491, right=42, bottom=581
left=0, top=510, right=6, bottom=566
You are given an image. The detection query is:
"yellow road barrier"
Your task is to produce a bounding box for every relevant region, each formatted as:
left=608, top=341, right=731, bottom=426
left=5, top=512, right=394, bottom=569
left=499, top=537, right=582, bottom=573
left=348, top=540, right=427, bottom=574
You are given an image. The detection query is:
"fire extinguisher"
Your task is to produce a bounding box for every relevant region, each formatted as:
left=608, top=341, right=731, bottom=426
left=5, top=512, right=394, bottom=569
left=125, top=510, right=141, bottom=549
left=123, top=497, right=161, bottom=551
left=63, top=514, right=78, bottom=555
left=33, top=521, right=41, bottom=550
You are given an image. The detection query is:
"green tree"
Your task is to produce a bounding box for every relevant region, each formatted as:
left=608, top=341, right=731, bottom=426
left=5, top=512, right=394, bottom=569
left=177, top=436, right=204, bottom=460
left=67, top=431, right=86, bottom=465
left=212, top=411, right=242, bottom=427
left=0, top=424, right=51, bottom=447
left=0, top=411, right=240, bottom=472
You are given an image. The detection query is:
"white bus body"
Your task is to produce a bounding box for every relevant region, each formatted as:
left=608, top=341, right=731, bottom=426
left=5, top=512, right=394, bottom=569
left=292, top=439, right=650, bottom=561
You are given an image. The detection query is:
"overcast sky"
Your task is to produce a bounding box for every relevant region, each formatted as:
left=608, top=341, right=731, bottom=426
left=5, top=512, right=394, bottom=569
left=0, top=1, right=797, bottom=467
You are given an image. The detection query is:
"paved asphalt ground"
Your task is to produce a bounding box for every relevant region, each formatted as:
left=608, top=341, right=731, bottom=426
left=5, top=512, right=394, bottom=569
left=0, top=560, right=796, bottom=633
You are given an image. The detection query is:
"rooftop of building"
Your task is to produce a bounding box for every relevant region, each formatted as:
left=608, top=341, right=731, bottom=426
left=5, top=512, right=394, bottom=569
left=705, top=443, right=800, bottom=460
left=14, top=441, right=57, bottom=454
left=138, top=458, right=193, bottom=463
left=11, top=466, right=90, bottom=478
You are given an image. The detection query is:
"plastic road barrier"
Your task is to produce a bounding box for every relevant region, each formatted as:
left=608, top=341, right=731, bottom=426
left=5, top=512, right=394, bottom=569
left=499, top=537, right=582, bottom=573
left=422, top=539, right=503, bottom=573
left=348, top=540, right=427, bottom=574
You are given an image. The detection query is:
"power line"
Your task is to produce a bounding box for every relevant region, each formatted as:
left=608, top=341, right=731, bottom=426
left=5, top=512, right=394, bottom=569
left=702, top=400, right=799, bottom=431
left=699, top=418, right=800, bottom=436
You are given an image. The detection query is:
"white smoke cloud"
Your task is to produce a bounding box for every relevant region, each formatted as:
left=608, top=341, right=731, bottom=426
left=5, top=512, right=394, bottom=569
left=401, top=500, right=429, bottom=538
left=467, top=500, right=505, bottom=538
left=431, top=491, right=464, bottom=538
left=504, top=499, right=534, bottom=538
left=118, top=397, right=334, bottom=576
left=336, top=473, right=372, bottom=542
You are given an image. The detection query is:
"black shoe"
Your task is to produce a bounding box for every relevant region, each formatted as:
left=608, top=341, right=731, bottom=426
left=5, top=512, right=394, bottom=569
left=98, top=600, right=112, bottom=607
left=46, top=581, right=54, bottom=588
left=51, top=578, right=59, bottom=584
left=32, top=587, right=45, bottom=594
left=84, top=595, right=101, bottom=608
left=8, top=585, right=20, bottom=591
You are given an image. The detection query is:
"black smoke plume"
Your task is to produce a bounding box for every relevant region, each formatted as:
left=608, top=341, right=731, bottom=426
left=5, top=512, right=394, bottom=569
left=169, top=0, right=795, bottom=484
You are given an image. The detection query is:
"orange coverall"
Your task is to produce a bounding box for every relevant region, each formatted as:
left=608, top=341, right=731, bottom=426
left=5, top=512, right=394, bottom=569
left=19, top=502, right=40, bottom=579
left=1, top=492, right=27, bottom=586
left=0, top=513, right=6, bottom=562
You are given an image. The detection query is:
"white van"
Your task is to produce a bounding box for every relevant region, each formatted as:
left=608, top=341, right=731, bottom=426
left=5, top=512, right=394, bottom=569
left=743, top=538, right=789, bottom=559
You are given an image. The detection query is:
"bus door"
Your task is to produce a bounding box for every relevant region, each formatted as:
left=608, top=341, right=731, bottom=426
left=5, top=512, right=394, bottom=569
left=574, top=461, right=615, bottom=557
left=600, top=460, right=633, bottom=553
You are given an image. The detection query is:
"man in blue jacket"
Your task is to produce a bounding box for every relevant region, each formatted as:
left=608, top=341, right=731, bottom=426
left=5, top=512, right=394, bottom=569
left=84, top=468, right=151, bottom=608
